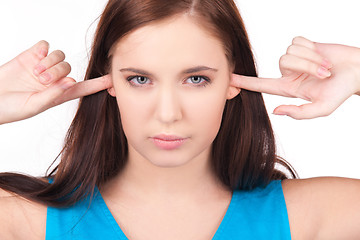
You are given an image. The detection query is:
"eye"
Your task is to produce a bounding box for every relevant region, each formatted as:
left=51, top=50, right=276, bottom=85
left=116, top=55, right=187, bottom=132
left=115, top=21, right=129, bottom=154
left=127, top=76, right=150, bottom=86
left=185, top=76, right=211, bottom=86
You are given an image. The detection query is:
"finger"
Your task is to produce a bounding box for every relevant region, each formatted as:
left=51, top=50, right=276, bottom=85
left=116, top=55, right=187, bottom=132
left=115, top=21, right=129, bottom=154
left=280, top=54, right=332, bottom=79
left=292, top=36, right=316, bottom=51
left=31, top=40, right=49, bottom=59
left=286, top=44, right=332, bottom=70
left=273, top=102, right=334, bottom=120
left=17, top=41, right=49, bottom=67
left=34, top=50, right=66, bottom=78
left=59, top=75, right=113, bottom=103
left=231, top=74, right=286, bottom=96
left=37, top=61, right=71, bottom=85
left=29, top=77, right=76, bottom=112
left=292, top=36, right=335, bottom=69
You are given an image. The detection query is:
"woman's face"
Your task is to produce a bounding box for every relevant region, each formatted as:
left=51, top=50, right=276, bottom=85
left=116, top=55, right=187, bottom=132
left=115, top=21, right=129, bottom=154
left=109, top=15, right=239, bottom=168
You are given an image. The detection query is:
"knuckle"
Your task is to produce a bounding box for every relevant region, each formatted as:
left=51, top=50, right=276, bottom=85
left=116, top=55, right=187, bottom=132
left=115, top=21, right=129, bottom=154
left=53, top=63, right=70, bottom=77
left=279, top=55, right=288, bottom=66
left=292, top=36, right=303, bottom=45
left=38, top=40, right=49, bottom=48
left=46, top=69, right=59, bottom=80
left=53, top=50, right=66, bottom=60
left=62, top=62, right=72, bottom=73
left=36, top=41, right=50, bottom=55
left=34, top=40, right=50, bottom=58
left=286, top=45, right=297, bottom=55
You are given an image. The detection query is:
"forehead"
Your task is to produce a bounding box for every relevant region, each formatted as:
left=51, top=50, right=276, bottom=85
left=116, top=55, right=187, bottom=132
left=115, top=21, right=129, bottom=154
left=111, top=15, right=228, bottom=69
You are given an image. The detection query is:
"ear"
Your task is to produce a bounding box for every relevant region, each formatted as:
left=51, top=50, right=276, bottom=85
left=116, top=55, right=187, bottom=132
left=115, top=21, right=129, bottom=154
left=106, top=75, right=116, bottom=97
left=107, top=87, right=116, bottom=97
left=226, top=85, right=241, bottom=100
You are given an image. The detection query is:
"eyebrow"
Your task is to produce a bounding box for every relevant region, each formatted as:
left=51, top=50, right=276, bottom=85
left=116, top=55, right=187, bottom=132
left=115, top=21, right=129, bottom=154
left=119, top=66, right=218, bottom=76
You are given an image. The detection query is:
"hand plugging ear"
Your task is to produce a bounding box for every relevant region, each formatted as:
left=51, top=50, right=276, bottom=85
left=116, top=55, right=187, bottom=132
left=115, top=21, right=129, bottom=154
left=0, top=41, right=113, bottom=124
left=231, top=36, right=360, bottom=120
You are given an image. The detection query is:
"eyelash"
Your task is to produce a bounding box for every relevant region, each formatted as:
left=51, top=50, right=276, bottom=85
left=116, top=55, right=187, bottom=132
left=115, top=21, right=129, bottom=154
left=126, top=75, right=211, bottom=88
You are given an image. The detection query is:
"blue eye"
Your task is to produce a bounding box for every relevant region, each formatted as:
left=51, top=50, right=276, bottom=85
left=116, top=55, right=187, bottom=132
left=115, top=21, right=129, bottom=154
left=186, top=76, right=210, bottom=86
left=127, top=76, right=150, bottom=85
left=126, top=75, right=210, bottom=87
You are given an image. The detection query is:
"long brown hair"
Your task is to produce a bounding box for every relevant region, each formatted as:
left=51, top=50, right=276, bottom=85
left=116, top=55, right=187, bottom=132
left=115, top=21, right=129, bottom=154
left=0, top=0, right=296, bottom=207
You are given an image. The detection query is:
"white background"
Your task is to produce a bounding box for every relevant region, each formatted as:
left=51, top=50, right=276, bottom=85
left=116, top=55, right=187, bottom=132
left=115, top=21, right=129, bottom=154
left=0, top=0, right=359, bottom=178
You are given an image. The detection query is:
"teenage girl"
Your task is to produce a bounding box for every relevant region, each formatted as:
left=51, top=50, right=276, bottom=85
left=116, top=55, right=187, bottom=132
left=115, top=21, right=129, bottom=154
left=0, top=0, right=359, bottom=239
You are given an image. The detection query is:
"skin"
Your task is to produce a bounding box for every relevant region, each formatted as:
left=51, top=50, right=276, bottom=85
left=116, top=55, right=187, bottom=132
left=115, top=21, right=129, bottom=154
left=232, top=36, right=360, bottom=119
left=0, top=15, right=360, bottom=240
left=103, top=15, right=239, bottom=239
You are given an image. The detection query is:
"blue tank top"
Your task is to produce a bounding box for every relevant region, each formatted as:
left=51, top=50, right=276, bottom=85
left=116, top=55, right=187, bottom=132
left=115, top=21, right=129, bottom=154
left=46, top=180, right=291, bottom=239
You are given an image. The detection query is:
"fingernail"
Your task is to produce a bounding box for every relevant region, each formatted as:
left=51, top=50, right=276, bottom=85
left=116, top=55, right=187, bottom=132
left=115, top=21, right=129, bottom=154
left=321, top=58, right=332, bottom=69
left=39, top=72, right=51, bottom=83
left=317, top=67, right=331, bottom=78
left=34, top=64, right=46, bottom=76
left=273, top=110, right=288, bottom=116
left=273, top=112, right=288, bottom=116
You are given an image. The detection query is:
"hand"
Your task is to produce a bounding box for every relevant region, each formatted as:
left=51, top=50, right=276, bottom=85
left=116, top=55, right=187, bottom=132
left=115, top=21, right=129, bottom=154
left=0, top=41, right=112, bottom=124
left=231, top=36, right=360, bottom=120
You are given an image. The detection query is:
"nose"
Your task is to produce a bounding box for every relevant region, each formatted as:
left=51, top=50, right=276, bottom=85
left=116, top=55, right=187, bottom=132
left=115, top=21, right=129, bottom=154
left=155, top=85, right=182, bottom=124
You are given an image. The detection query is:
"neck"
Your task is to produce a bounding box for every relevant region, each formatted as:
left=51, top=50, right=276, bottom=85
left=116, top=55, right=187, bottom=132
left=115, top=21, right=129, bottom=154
left=103, top=147, right=230, bottom=203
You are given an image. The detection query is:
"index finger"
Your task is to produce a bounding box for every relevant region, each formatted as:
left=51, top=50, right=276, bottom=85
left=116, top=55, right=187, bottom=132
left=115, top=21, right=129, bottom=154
left=231, top=74, right=285, bottom=96
left=60, top=75, right=113, bottom=103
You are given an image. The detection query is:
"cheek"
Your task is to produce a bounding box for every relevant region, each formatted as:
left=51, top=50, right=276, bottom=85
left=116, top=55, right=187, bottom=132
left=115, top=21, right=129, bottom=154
left=116, top=94, right=151, bottom=136
left=183, top=90, right=227, bottom=137
left=113, top=76, right=229, bottom=143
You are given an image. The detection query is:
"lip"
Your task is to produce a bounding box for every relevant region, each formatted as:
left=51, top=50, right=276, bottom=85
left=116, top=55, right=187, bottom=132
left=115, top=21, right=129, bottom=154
left=152, top=134, right=186, bottom=141
left=150, top=134, right=188, bottom=150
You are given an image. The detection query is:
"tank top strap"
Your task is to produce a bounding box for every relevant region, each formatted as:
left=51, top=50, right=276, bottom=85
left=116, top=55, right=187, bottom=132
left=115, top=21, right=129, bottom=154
left=212, top=180, right=291, bottom=239
left=46, top=187, right=127, bottom=239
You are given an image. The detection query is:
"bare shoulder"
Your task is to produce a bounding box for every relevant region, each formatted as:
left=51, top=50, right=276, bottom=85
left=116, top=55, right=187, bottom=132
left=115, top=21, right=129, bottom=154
left=282, top=177, right=360, bottom=240
left=0, top=188, right=47, bottom=240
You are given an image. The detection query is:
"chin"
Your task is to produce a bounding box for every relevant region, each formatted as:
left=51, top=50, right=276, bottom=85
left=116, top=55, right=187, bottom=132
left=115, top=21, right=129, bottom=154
left=147, top=156, right=192, bottom=168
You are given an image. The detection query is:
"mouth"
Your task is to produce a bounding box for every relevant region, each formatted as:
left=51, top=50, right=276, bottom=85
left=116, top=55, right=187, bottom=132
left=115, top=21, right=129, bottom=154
left=152, top=134, right=187, bottom=141
left=150, top=134, right=188, bottom=150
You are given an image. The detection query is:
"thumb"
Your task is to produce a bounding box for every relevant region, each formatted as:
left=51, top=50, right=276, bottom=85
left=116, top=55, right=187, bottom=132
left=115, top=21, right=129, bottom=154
left=273, top=102, right=334, bottom=120
left=30, top=77, right=76, bottom=111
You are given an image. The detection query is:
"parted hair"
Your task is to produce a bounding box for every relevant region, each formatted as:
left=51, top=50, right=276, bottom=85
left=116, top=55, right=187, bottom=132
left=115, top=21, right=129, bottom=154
left=0, top=0, right=296, bottom=207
